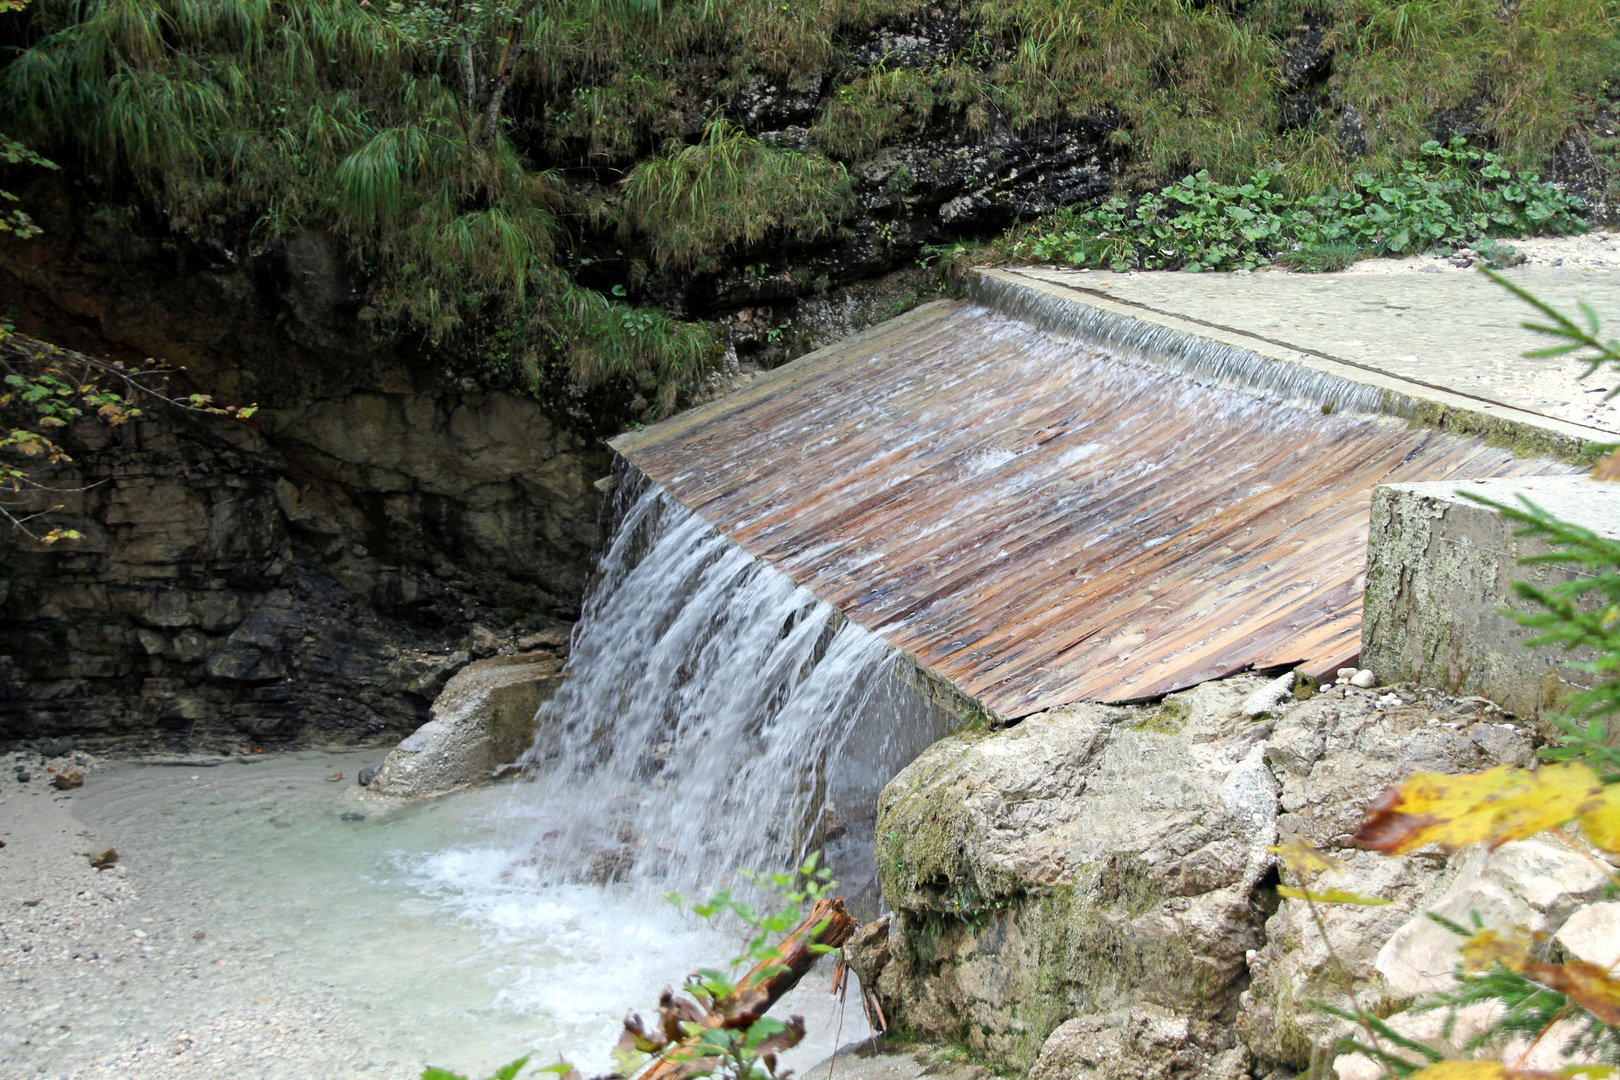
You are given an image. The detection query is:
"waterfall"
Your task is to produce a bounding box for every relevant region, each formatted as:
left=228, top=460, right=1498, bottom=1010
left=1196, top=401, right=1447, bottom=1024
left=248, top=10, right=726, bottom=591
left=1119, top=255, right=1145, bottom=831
left=511, top=468, right=950, bottom=910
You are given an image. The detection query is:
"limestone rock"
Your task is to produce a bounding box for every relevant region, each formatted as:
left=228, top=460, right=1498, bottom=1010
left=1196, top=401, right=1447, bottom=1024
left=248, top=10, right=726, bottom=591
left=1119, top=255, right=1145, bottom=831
left=1030, top=1005, right=1245, bottom=1080
left=871, top=678, right=1279, bottom=1072
left=365, top=652, right=563, bottom=799
left=1555, top=900, right=1620, bottom=969
left=1237, top=691, right=1540, bottom=1070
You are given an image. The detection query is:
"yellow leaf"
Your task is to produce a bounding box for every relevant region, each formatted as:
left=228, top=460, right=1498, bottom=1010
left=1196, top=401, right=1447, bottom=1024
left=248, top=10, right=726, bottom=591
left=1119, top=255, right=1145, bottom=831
left=1276, top=885, right=1391, bottom=905
left=1558, top=1065, right=1617, bottom=1080
left=1591, top=449, right=1620, bottom=483
left=1525, top=958, right=1620, bottom=1026
left=1577, top=785, right=1620, bottom=854
left=1409, top=1062, right=1562, bottom=1080
left=1355, top=763, right=1606, bottom=855
left=1459, top=927, right=1535, bottom=973
left=1268, top=842, right=1344, bottom=877
left=1409, top=1062, right=1513, bottom=1080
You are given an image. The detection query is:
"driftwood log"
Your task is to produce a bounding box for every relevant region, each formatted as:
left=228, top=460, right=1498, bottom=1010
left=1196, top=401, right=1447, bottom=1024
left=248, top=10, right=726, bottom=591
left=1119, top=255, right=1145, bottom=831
left=629, top=897, right=858, bottom=1080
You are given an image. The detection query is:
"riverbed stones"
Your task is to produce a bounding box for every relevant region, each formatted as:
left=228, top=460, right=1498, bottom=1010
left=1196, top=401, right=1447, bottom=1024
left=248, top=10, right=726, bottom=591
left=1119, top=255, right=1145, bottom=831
left=866, top=675, right=1545, bottom=1078
left=363, top=651, right=563, bottom=799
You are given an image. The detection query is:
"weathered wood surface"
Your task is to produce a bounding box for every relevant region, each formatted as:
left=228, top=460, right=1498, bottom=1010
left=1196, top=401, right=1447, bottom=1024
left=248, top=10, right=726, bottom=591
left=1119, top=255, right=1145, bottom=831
left=614, top=300, right=1566, bottom=717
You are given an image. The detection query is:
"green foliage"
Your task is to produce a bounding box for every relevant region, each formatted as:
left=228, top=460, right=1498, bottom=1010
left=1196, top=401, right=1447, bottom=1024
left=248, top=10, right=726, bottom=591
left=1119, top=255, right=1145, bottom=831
left=971, top=0, right=1619, bottom=183
left=0, top=133, right=55, bottom=238
left=810, top=63, right=985, bottom=162
left=1, top=324, right=256, bottom=543
left=623, top=120, right=856, bottom=273
left=0, top=0, right=721, bottom=418
left=995, top=139, right=1587, bottom=272
left=556, top=283, right=722, bottom=419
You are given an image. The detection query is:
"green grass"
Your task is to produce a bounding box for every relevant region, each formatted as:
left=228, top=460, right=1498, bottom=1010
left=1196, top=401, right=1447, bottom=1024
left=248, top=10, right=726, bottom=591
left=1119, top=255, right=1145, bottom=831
left=1, top=0, right=1616, bottom=423
left=623, top=119, right=856, bottom=272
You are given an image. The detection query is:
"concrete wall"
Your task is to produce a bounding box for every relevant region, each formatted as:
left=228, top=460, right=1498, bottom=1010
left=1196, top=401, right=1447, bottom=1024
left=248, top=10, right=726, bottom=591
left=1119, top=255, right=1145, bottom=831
left=1361, top=474, right=1618, bottom=722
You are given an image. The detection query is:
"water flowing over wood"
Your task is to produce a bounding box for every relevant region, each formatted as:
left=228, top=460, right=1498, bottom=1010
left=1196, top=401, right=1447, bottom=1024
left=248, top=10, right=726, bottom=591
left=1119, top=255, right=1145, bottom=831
left=613, top=299, right=1566, bottom=718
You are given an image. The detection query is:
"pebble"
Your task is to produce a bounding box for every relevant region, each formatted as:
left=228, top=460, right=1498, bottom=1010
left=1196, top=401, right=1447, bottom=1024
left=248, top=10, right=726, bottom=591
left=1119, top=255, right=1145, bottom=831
left=0, top=748, right=402, bottom=1079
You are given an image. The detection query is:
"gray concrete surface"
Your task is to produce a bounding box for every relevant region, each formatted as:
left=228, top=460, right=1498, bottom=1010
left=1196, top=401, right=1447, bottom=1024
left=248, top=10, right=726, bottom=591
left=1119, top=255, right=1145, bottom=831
left=1361, top=474, right=1619, bottom=721
left=1007, top=265, right=1619, bottom=447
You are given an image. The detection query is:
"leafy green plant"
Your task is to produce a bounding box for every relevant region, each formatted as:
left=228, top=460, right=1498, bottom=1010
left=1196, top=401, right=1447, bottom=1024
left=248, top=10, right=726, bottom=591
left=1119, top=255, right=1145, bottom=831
left=993, top=139, right=1588, bottom=273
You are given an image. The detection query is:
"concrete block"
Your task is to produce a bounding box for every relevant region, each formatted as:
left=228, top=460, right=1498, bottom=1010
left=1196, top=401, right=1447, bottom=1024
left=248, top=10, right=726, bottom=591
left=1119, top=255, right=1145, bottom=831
left=1361, top=474, right=1619, bottom=720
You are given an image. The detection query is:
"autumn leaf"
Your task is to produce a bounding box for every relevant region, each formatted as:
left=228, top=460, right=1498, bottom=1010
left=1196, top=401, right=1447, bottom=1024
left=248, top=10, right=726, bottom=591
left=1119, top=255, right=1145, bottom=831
left=1354, top=762, right=1609, bottom=854
left=1276, top=884, right=1391, bottom=905
left=1409, top=1063, right=1565, bottom=1080
left=1524, top=958, right=1620, bottom=1026
left=1459, top=927, right=1536, bottom=973
left=1268, top=842, right=1345, bottom=877
left=1591, top=449, right=1620, bottom=483
left=1578, top=786, right=1620, bottom=854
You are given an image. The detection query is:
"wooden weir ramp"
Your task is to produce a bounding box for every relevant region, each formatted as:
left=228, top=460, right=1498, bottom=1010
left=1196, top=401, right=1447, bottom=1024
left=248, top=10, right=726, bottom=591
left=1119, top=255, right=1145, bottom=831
left=611, top=293, right=1566, bottom=720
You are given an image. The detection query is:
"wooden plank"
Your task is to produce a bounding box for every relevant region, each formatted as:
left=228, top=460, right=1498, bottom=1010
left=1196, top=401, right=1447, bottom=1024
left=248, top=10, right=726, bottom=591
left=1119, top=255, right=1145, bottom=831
left=617, top=299, right=1572, bottom=717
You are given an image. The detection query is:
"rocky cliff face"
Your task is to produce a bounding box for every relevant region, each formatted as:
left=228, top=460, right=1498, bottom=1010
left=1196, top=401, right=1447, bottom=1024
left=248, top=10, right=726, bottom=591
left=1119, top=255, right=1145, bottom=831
left=849, top=675, right=1556, bottom=1080
left=0, top=191, right=602, bottom=748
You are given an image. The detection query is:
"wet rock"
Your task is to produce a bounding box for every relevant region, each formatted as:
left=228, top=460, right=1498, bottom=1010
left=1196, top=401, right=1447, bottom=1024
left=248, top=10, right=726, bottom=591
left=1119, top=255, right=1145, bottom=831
left=89, top=847, right=118, bottom=869
left=356, top=765, right=380, bottom=787
left=37, top=737, right=74, bottom=758
left=52, top=771, right=83, bottom=790
left=870, top=678, right=1278, bottom=1071
left=16, top=770, right=30, bottom=783
left=365, top=651, right=564, bottom=799
left=339, top=812, right=366, bottom=822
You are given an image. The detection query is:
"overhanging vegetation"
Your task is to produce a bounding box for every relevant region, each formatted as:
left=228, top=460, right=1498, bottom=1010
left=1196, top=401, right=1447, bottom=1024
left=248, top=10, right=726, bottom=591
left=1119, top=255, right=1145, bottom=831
left=0, top=0, right=1616, bottom=420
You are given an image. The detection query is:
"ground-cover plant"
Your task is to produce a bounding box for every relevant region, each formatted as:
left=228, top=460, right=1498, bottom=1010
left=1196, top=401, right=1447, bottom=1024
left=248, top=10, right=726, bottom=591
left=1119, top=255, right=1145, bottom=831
left=993, top=139, right=1589, bottom=272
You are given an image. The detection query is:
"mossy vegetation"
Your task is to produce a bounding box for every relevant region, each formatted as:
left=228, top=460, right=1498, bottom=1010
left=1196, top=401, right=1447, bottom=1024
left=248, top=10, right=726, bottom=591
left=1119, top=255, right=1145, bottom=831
left=623, top=119, right=855, bottom=272
left=1, top=0, right=1616, bottom=421
left=1135, top=695, right=1190, bottom=734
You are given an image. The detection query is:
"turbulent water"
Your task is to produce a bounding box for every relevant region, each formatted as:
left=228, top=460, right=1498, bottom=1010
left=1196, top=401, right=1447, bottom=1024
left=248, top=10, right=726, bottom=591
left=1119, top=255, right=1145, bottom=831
left=507, top=470, right=952, bottom=911
left=59, top=486, right=951, bottom=1076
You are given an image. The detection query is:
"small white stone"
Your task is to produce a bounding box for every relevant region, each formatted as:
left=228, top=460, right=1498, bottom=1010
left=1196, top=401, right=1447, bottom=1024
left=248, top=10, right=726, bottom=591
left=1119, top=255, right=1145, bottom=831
left=1337, top=667, right=1359, bottom=681
left=1351, top=669, right=1377, bottom=688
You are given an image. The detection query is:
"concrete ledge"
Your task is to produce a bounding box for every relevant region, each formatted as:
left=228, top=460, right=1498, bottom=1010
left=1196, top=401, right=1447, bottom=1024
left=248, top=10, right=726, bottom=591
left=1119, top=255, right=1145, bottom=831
left=973, top=268, right=1615, bottom=465
left=1360, top=475, right=1619, bottom=720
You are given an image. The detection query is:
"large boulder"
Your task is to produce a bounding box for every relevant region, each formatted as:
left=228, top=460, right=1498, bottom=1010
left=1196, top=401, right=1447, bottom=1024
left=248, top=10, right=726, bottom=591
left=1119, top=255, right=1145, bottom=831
left=867, top=678, right=1278, bottom=1073
left=365, top=651, right=563, bottom=798
left=859, top=675, right=1544, bottom=1079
